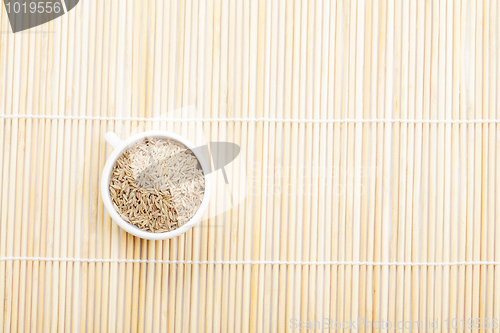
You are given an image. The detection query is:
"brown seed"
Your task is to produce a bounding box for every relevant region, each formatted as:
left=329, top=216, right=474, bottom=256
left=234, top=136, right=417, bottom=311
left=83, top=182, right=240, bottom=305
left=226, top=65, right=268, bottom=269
left=109, top=137, right=205, bottom=232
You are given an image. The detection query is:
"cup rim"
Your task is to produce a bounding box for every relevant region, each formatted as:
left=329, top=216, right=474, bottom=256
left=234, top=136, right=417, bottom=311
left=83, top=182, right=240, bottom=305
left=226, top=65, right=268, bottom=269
left=100, top=130, right=211, bottom=240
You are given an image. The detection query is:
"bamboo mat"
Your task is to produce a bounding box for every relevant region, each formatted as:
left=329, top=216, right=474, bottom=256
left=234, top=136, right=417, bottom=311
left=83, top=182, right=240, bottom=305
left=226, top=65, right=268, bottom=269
left=0, top=0, right=499, bottom=332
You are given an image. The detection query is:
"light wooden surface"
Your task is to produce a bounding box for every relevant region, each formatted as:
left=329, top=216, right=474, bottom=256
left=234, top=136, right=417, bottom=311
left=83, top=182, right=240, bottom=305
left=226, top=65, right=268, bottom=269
left=0, top=0, right=499, bottom=332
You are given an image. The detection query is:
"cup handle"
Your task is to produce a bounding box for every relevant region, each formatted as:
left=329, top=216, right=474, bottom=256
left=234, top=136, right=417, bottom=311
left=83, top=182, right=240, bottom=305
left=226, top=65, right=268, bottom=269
left=104, top=131, right=122, bottom=149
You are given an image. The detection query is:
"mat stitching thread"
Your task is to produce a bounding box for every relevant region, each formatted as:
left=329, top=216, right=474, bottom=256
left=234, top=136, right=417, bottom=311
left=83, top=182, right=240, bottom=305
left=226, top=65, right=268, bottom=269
left=1, top=114, right=500, bottom=124
left=0, top=257, right=498, bottom=266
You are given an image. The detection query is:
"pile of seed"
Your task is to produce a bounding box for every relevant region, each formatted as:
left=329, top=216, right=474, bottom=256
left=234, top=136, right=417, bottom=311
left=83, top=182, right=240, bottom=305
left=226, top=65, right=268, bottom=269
left=109, top=137, right=205, bottom=233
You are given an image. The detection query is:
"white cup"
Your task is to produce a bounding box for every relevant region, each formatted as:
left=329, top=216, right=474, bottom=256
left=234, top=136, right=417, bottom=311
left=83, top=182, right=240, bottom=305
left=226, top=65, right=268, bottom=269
left=101, top=130, right=211, bottom=240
